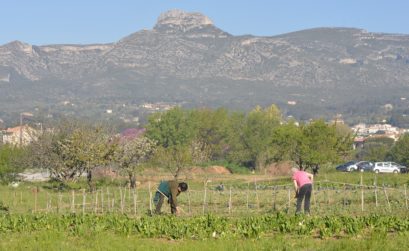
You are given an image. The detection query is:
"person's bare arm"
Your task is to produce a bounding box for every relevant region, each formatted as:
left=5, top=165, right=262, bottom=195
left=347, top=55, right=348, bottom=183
left=293, top=180, right=298, bottom=192
left=307, top=172, right=314, bottom=182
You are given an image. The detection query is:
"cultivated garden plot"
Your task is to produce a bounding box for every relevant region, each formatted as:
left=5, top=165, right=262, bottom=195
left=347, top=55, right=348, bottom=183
left=1, top=173, right=408, bottom=216
left=1, top=172, right=409, bottom=249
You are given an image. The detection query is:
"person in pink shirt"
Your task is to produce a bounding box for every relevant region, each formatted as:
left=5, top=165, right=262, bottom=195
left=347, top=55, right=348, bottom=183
left=292, top=167, right=314, bottom=214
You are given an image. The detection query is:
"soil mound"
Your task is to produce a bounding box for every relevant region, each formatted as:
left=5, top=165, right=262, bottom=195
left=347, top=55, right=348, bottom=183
left=265, top=162, right=293, bottom=176
left=206, top=166, right=232, bottom=174
left=190, top=166, right=231, bottom=175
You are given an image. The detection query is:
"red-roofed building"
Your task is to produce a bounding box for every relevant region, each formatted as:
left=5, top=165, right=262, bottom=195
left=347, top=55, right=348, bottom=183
left=2, top=125, right=38, bottom=146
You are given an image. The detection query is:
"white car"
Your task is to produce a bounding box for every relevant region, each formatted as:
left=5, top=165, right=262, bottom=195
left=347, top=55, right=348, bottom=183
left=373, top=162, right=400, bottom=174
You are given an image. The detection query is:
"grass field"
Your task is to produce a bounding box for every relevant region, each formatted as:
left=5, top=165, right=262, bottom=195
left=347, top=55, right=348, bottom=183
left=1, top=213, right=409, bottom=250
left=1, top=231, right=409, bottom=251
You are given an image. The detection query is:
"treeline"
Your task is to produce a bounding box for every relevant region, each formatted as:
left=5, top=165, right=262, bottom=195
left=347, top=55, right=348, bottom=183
left=145, top=105, right=354, bottom=176
left=12, top=105, right=409, bottom=186
left=0, top=105, right=357, bottom=186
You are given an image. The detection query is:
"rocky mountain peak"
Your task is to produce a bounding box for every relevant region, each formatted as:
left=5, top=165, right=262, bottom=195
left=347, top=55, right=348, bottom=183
left=1, top=40, right=34, bottom=55
left=3, top=40, right=31, bottom=49
left=154, top=9, right=214, bottom=33
left=1, top=10, right=409, bottom=123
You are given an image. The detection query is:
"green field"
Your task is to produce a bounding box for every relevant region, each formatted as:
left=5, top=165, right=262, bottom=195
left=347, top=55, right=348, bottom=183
left=1, top=171, right=408, bottom=216
left=1, top=229, right=409, bottom=251
left=1, top=171, right=409, bottom=250
left=1, top=213, right=409, bottom=250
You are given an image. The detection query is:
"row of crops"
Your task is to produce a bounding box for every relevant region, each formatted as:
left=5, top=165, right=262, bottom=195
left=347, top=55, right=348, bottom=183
left=1, top=213, right=409, bottom=239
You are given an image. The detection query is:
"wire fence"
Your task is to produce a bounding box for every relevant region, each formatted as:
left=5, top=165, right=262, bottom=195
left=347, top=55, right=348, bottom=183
left=1, top=179, right=409, bottom=216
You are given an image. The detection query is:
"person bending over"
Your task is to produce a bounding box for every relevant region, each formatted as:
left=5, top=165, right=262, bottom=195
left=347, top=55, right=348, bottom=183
left=291, top=167, right=313, bottom=214
left=153, top=180, right=188, bottom=215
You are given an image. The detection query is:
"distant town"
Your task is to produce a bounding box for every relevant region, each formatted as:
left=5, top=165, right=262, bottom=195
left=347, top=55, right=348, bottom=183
left=2, top=112, right=409, bottom=149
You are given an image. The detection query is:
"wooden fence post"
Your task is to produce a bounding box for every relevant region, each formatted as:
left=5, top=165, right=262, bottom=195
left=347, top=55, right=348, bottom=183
left=209, top=189, right=213, bottom=213
left=375, top=186, right=378, bottom=208
left=202, top=181, right=207, bottom=214
left=287, top=188, right=291, bottom=213
left=133, top=187, right=137, bottom=215
left=106, top=187, right=110, bottom=212
left=321, top=184, right=327, bottom=211
left=120, top=187, right=124, bottom=214
left=272, top=186, right=277, bottom=210
left=383, top=186, right=391, bottom=212
left=188, top=189, right=192, bottom=215
left=404, top=184, right=408, bottom=210
left=325, top=183, right=329, bottom=206
left=373, top=175, right=378, bottom=208
left=71, top=190, right=75, bottom=213
left=149, top=181, right=153, bottom=213
left=122, top=187, right=126, bottom=213
left=46, top=192, right=50, bottom=213
left=342, top=184, right=346, bottom=207
left=112, top=188, right=115, bottom=212
left=128, top=186, right=131, bottom=209
left=246, top=182, right=250, bottom=211
left=254, top=179, right=260, bottom=210
left=95, top=190, right=98, bottom=213
left=360, top=173, right=364, bottom=212
left=228, top=186, right=232, bottom=215
left=57, top=192, right=61, bottom=213
left=313, top=184, right=317, bottom=210
left=13, top=191, right=16, bottom=207
left=34, top=187, right=38, bottom=213
left=82, top=189, right=86, bottom=214
left=101, top=190, right=104, bottom=213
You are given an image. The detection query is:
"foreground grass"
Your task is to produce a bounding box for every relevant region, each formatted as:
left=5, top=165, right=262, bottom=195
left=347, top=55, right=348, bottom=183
left=1, top=230, right=408, bottom=251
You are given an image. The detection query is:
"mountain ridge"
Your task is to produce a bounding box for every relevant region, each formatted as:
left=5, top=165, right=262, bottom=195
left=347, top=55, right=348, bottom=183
left=1, top=10, right=409, bottom=125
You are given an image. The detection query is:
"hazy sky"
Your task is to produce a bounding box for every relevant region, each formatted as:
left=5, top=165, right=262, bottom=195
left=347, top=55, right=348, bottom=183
left=1, top=0, right=408, bottom=45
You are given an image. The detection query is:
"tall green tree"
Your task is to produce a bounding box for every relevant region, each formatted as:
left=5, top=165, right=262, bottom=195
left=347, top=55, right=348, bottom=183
left=271, top=122, right=304, bottom=166
left=227, top=105, right=281, bottom=170
left=146, top=107, right=207, bottom=178
left=146, top=107, right=197, bottom=148
left=273, top=120, right=353, bottom=170
left=301, top=120, right=340, bottom=169
left=192, top=108, right=231, bottom=161
left=389, top=134, right=409, bottom=166
left=0, top=145, right=25, bottom=183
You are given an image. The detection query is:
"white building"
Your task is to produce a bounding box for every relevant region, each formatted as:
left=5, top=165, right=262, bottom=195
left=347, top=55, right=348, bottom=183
left=2, top=125, right=38, bottom=146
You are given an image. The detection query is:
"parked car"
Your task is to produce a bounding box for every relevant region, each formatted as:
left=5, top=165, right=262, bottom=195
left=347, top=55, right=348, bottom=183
left=336, top=161, right=358, bottom=172
left=357, top=161, right=374, bottom=172
left=391, top=162, right=408, bottom=173
left=373, top=162, right=401, bottom=173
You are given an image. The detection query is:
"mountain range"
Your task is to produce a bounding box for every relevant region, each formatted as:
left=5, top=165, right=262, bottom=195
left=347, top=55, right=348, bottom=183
left=1, top=9, right=409, bottom=126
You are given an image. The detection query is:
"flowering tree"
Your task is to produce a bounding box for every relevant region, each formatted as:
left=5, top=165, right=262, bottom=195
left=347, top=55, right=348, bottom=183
left=113, top=136, right=156, bottom=188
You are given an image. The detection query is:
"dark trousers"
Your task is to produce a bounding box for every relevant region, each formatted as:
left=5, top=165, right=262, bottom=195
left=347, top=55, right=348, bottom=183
left=154, top=192, right=176, bottom=214
left=154, top=192, right=164, bottom=214
left=296, top=183, right=312, bottom=214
